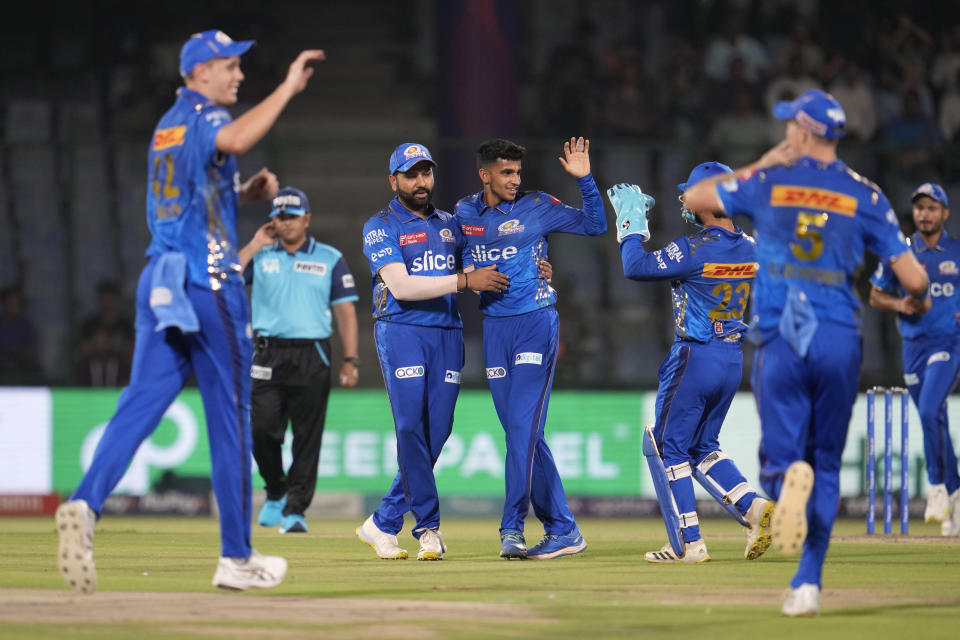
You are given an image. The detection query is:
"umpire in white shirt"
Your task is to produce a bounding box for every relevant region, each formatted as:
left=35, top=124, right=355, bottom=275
left=239, top=186, right=359, bottom=533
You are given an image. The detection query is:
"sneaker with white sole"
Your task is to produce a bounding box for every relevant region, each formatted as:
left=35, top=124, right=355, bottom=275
left=526, top=526, right=587, bottom=560
left=356, top=514, right=408, bottom=559
left=772, top=461, right=814, bottom=556
left=212, top=550, right=287, bottom=590
left=280, top=513, right=307, bottom=533
left=56, top=499, right=97, bottom=594
left=744, top=497, right=776, bottom=560
left=942, top=488, right=960, bottom=536
left=258, top=495, right=286, bottom=527
left=782, top=583, right=820, bottom=616
left=499, top=529, right=527, bottom=559
left=925, top=484, right=949, bottom=524
left=417, top=529, right=446, bottom=560
left=644, top=538, right=710, bottom=563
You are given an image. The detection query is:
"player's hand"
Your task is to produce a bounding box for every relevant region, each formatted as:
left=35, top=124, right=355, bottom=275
left=900, top=295, right=927, bottom=315
left=558, top=137, right=591, bottom=178
left=607, top=183, right=654, bottom=243
left=955, top=311, right=960, bottom=327
left=252, top=221, right=277, bottom=249
left=283, top=49, right=326, bottom=94
left=466, top=265, right=509, bottom=293
left=338, top=361, right=358, bottom=388
left=755, top=139, right=799, bottom=171
left=240, top=167, right=279, bottom=202
left=537, top=258, right=553, bottom=283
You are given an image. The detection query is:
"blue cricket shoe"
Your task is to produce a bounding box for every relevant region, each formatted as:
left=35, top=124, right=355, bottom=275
left=280, top=513, right=308, bottom=533
left=258, top=495, right=286, bottom=527
left=499, top=528, right=527, bottom=559
left=526, top=525, right=587, bottom=559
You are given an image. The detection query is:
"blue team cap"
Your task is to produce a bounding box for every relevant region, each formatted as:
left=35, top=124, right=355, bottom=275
left=677, top=161, right=734, bottom=192
left=179, top=30, right=255, bottom=76
left=389, top=143, right=437, bottom=175
left=911, top=182, right=949, bottom=207
left=269, top=187, right=310, bottom=217
left=773, top=89, right=846, bottom=139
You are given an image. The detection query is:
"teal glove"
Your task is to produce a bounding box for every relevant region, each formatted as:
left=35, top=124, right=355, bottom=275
left=607, top=183, right=655, bottom=243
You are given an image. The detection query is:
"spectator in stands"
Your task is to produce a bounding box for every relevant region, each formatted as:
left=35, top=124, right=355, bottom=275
left=774, top=17, right=823, bottom=76
left=931, top=25, right=960, bottom=94
left=764, top=51, right=820, bottom=114
left=601, top=43, right=657, bottom=138
left=707, top=89, right=772, bottom=169
left=76, top=281, right=133, bottom=387
left=882, top=90, right=943, bottom=180
left=939, top=70, right=960, bottom=143
left=703, top=14, right=770, bottom=84
left=829, top=60, right=878, bottom=142
left=0, top=285, right=42, bottom=384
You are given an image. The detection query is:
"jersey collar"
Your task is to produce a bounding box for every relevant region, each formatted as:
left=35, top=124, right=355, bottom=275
left=270, top=237, right=314, bottom=255
left=471, top=190, right=523, bottom=216
left=912, top=230, right=947, bottom=253
left=388, top=197, right=438, bottom=223
left=176, top=87, right=215, bottom=110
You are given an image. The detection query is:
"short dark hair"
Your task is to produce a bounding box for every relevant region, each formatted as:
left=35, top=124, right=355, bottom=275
left=476, top=138, right=525, bottom=169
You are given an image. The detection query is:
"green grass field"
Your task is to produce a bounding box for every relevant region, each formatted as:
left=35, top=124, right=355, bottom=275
left=1, top=515, right=958, bottom=639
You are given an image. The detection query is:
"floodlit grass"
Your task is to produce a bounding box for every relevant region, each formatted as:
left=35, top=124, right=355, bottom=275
left=1, top=515, right=958, bottom=639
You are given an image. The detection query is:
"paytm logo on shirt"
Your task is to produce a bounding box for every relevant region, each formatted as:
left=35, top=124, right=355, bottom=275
left=410, top=250, right=456, bottom=273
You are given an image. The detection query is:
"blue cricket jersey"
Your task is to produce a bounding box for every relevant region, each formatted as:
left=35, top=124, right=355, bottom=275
left=249, top=237, right=358, bottom=339
left=454, top=174, right=607, bottom=317
left=716, top=157, right=910, bottom=332
left=145, top=88, right=242, bottom=290
left=362, top=198, right=465, bottom=329
left=620, top=226, right=758, bottom=343
left=871, top=230, right=960, bottom=340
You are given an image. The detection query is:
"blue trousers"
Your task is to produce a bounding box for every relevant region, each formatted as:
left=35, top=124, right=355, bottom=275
left=483, top=306, right=575, bottom=536
left=73, top=258, right=253, bottom=558
left=753, top=325, right=861, bottom=589
left=653, top=340, right=755, bottom=542
left=903, top=335, right=960, bottom=494
left=372, top=321, right=462, bottom=537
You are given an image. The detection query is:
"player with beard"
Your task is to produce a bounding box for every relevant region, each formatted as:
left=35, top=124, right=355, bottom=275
left=870, top=182, right=960, bottom=536
left=356, top=143, right=510, bottom=560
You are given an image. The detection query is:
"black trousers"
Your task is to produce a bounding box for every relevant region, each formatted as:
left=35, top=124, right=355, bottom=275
left=251, top=336, right=331, bottom=516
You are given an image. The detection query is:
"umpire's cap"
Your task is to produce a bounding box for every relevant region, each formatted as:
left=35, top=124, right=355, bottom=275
left=180, top=30, right=254, bottom=76
left=269, top=187, right=310, bottom=217
left=773, top=89, right=846, bottom=139
left=678, top=161, right=734, bottom=192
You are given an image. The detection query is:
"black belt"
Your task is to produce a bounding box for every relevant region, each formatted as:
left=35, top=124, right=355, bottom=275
left=254, top=335, right=325, bottom=349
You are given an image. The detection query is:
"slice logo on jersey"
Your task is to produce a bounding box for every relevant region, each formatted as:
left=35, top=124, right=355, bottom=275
left=294, top=261, right=328, bottom=276
left=410, top=250, right=456, bottom=273
left=365, top=229, right=388, bottom=246
left=462, top=224, right=485, bottom=236
left=498, top=219, right=525, bottom=236
left=931, top=282, right=955, bottom=297
left=369, top=247, right=393, bottom=263
left=399, top=231, right=428, bottom=246
left=770, top=186, right=857, bottom=216
left=486, top=366, right=507, bottom=379
left=342, top=274, right=355, bottom=289
left=250, top=365, right=272, bottom=381
left=514, top=352, right=543, bottom=366
left=939, top=260, right=958, bottom=276
left=261, top=258, right=280, bottom=274
left=395, top=366, right=425, bottom=378
left=444, top=370, right=462, bottom=384
left=927, top=351, right=951, bottom=365
left=153, top=125, right=186, bottom=150
left=471, top=244, right=518, bottom=263
left=702, top=262, right=758, bottom=278
left=439, top=228, right=457, bottom=243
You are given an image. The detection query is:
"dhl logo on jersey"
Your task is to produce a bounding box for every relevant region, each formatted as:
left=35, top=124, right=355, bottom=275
left=702, top=262, right=758, bottom=279
left=770, top=186, right=856, bottom=216
left=153, top=125, right=186, bottom=151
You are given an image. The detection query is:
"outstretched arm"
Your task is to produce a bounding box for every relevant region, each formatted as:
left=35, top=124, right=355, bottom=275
left=216, top=50, right=326, bottom=156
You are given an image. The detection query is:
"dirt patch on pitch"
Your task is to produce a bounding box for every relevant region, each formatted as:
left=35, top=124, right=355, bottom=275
left=0, top=589, right=544, bottom=628
left=643, top=584, right=960, bottom=609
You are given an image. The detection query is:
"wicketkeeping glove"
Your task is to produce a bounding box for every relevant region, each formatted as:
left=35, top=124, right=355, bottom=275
left=607, top=183, right=655, bottom=243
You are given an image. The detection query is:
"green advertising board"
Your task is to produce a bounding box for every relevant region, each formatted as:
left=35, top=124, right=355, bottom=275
left=51, top=389, right=648, bottom=497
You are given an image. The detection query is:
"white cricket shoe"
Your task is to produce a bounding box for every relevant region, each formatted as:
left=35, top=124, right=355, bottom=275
left=212, top=550, right=287, bottom=590
left=925, top=484, right=949, bottom=523
left=782, top=583, right=820, bottom=617
left=56, top=499, right=97, bottom=594
left=356, top=514, right=408, bottom=559
left=744, top=497, right=776, bottom=560
left=942, top=488, right=960, bottom=536
left=417, top=529, right=447, bottom=561
left=644, top=538, right=710, bottom=563
left=772, top=461, right=814, bottom=556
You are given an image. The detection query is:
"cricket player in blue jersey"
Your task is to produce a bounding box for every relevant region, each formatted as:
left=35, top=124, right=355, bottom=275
left=239, top=187, right=359, bottom=535
left=455, top=137, right=607, bottom=559
left=55, top=30, right=325, bottom=593
left=609, top=162, right=774, bottom=564
left=356, top=143, right=509, bottom=561
left=684, top=89, right=930, bottom=615
left=870, top=182, right=960, bottom=536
